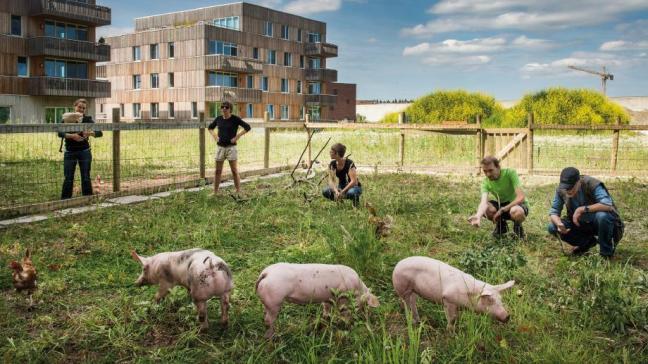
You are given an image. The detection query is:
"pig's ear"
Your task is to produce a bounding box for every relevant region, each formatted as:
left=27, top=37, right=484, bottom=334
left=367, top=294, right=380, bottom=308
left=130, top=250, right=144, bottom=264
left=25, top=248, right=31, bottom=258
left=494, top=280, right=515, bottom=292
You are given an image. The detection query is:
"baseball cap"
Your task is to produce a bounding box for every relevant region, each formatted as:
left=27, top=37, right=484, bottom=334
left=559, top=167, right=580, bottom=190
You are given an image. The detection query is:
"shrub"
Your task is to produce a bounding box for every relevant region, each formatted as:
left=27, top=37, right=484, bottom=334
left=380, top=112, right=400, bottom=124
left=403, top=90, right=504, bottom=125
left=503, top=88, right=631, bottom=127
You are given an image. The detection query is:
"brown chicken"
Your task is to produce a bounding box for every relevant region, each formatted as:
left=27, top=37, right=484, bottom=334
left=365, top=202, right=394, bottom=238
left=9, top=248, right=38, bottom=295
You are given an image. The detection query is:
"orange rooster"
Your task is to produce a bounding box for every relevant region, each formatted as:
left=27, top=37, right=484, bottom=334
left=9, top=249, right=38, bottom=305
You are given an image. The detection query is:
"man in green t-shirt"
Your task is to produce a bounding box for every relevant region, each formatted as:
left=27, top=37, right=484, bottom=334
left=468, top=156, right=529, bottom=238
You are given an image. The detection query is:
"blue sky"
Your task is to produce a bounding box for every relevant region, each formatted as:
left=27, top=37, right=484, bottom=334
left=98, top=0, right=648, bottom=100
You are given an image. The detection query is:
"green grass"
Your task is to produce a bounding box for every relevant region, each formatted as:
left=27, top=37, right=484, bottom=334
left=1, top=174, right=647, bottom=363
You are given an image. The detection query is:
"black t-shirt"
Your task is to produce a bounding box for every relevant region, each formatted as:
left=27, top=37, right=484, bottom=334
left=329, top=158, right=361, bottom=188
left=207, top=115, right=252, bottom=147
left=57, top=115, right=103, bottom=152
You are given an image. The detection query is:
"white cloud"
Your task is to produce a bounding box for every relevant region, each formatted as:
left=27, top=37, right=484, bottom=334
left=367, top=37, right=377, bottom=43
left=96, top=26, right=133, bottom=40
left=422, top=55, right=491, bottom=66
left=282, top=0, right=342, bottom=15
left=403, top=36, right=548, bottom=57
left=403, top=42, right=431, bottom=56
left=520, top=52, right=627, bottom=78
left=511, top=35, right=553, bottom=49
left=402, top=1, right=648, bottom=36
left=600, top=40, right=648, bottom=51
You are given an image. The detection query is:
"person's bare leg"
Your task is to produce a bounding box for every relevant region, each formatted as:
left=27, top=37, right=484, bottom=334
left=214, top=160, right=225, bottom=194
left=229, top=160, right=241, bottom=193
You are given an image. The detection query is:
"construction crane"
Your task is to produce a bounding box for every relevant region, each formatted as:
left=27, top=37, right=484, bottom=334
left=568, top=65, right=614, bottom=95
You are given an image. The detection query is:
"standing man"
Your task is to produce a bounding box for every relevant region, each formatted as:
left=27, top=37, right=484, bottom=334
left=322, top=143, right=362, bottom=207
left=468, top=156, right=528, bottom=238
left=548, top=167, right=623, bottom=258
left=207, top=101, right=251, bottom=195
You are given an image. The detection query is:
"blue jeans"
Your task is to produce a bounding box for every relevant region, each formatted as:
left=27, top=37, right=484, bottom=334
left=323, top=185, right=362, bottom=207
left=547, top=211, right=617, bottom=257
left=62, top=149, right=93, bottom=199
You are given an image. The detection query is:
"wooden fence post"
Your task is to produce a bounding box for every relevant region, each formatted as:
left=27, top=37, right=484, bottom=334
left=611, top=116, right=620, bottom=174
left=398, top=112, right=405, bottom=167
left=199, top=112, right=206, bottom=181
left=527, top=112, right=534, bottom=175
left=305, top=114, right=312, bottom=168
left=475, top=114, right=483, bottom=174
left=264, top=111, right=270, bottom=168
left=112, top=108, right=120, bottom=192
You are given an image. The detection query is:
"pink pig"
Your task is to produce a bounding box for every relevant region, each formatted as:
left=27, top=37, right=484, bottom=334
left=256, top=263, right=380, bottom=338
left=131, top=248, right=233, bottom=330
left=392, top=256, right=515, bottom=330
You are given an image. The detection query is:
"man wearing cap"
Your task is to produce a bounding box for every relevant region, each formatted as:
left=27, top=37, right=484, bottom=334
left=468, top=156, right=528, bottom=238
left=548, top=167, right=623, bottom=258
left=207, top=101, right=251, bottom=195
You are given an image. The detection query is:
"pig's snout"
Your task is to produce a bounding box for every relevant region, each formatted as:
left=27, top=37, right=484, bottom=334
left=497, top=313, right=510, bottom=323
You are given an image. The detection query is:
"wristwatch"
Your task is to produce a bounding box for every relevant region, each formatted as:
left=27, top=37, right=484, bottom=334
left=584, top=206, right=590, bottom=213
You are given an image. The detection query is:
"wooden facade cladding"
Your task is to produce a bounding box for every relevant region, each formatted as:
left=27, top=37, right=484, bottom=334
left=205, top=86, right=261, bottom=103
left=0, top=34, right=27, bottom=59
left=27, top=37, right=110, bottom=62
left=304, top=42, right=338, bottom=58
left=205, top=54, right=263, bottom=74
left=0, top=76, right=110, bottom=97
left=27, top=0, right=111, bottom=26
left=305, top=94, right=336, bottom=105
left=305, top=68, right=337, bottom=82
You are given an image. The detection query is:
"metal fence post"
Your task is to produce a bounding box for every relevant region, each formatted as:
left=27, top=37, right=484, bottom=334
left=398, top=112, right=405, bottom=167
left=264, top=111, right=270, bottom=168
left=527, top=112, right=534, bottom=175
left=305, top=114, right=312, bottom=168
left=611, top=116, right=620, bottom=174
left=199, top=112, right=206, bottom=181
left=111, top=108, right=121, bottom=192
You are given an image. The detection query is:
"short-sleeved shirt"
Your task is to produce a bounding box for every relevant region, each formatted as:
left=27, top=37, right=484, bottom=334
left=329, top=159, right=361, bottom=188
left=207, top=115, right=251, bottom=147
left=480, top=168, right=523, bottom=203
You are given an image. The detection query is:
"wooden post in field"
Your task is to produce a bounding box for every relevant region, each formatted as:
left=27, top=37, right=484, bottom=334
left=398, top=112, right=405, bottom=167
left=475, top=115, right=483, bottom=174
left=305, top=114, right=312, bottom=168
left=527, top=113, right=534, bottom=175
left=611, top=116, right=620, bottom=174
left=264, top=111, right=270, bottom=168
left=199, top=112, right=206, bottom=181
left=112, top=108, right=120, bottom=192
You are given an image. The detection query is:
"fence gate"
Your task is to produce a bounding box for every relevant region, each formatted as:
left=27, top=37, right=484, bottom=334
left=484, top=129, right=529, bottom=170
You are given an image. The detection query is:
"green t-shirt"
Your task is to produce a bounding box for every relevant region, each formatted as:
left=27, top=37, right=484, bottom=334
left=481, top=168, right=523, bottom=203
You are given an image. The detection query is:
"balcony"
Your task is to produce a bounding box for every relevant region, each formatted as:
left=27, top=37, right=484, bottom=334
left=204, top=55, right=263, bottom=74
left=305, top=94, right=337, bottom=105
left=27, top=37, right=110, bottom=62
left=28, top=77, right=110, bottom=98
left=205, top=86, right=261, bottom=103
left=305, top=68, right=338, bottom=82
left=304, top=42, right=338, bottom=58
left=29, top=0, right=111, bottom=26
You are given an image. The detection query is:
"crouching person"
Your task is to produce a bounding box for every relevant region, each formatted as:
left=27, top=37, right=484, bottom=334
left=322, top=143, right=362, bottom=207
left=548, top=167, right=624, bottom=258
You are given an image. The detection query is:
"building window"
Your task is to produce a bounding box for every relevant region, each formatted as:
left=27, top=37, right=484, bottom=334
left=120, top=103, right=124, bottom=117
left=213, top=16, right=240, bottom=30
left=168, top=72, right=175, bottom=87
left=308, top=57, right=321, bottom=69
left=208, top=40, right=238, bottom=56
left=151, top=73, right=159, bottom=88
left=297, top=80, right=302, bottom=94
left=261, top=76, right=269, bottom=91
left=133, top=74, right=141, bottom=89
left=283, top=52, right=292, bottom=66
left=168, top=103, right=175, bottom=118
left=308, top=32, right=321, bottom=43
left=297, top=29, right=302, bottom=42
left=247, top=75, right=254, bottom=89
left=281, top=25, right=289, bottom=40
left=191, top=102, right=198, bottom=118
left=133, top=103, right=141, bottom=118
left=44, top=59, right=87, bottom=78
left=253, top=47, right=259, bottom=60
left=133, top=46, right=141, bottom=61
left=45, top=107, right=74, bottom=123
left=246, top=103, right=253, bottom=118
left=100, top=104, right=104, bottom=113
left=308, top=105, right=321, bottom=120
left=280, top=105, right=289, bottom=120
left=11, top=15, right=21, bottom=36
left=300, top=55, right=305, bottom=69
left=267, top=50, right=276, bottom=65
left=151, top=103, right=159, bottom=118
left=168, top=42, right=175, bottom=58
left=308, top=82, right=321, bottom=94
left=266, top=104, right=274, bottom=119
left=281, top=78, right=289, bottom=93
left=150, top=43, right=159, bottom=59
left=208, top=72, right=238, bottom=87
left=44, top=20, right=87, bottom=40
left=0, top=106, right=10, bottom=124
left=299, top=106, right=305, bottom=120
left=17, top=57, right=28, bottom=77
left=263, top=21, right=273, bottom=37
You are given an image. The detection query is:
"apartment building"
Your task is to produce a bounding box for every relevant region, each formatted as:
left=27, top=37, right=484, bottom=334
left=96, top=2, right=356, bottom=122
left=0, top=0, right=111, bottom=124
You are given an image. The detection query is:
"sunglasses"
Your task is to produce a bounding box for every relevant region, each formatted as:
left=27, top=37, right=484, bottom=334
left=220, top=105, right=230, bottom=109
